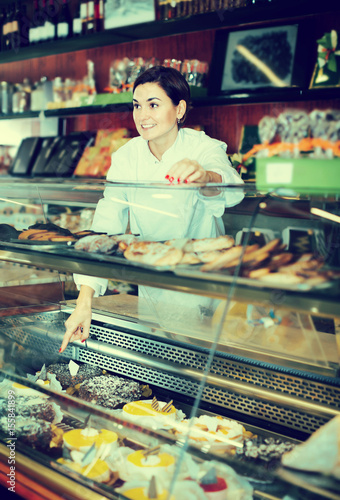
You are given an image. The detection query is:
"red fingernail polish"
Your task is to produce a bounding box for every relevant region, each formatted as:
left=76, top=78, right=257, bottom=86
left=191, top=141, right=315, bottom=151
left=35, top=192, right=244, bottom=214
left=81, top=339, right=86, bottom=343
left=59, top=348, right=62, bottom=353
left=177, top=178, right=181, bottom=183
left=165, top=175, right=169, bottom=179
left=184, top=179, right=188, bottom=183
left=169, top=177, right=174, bottom=183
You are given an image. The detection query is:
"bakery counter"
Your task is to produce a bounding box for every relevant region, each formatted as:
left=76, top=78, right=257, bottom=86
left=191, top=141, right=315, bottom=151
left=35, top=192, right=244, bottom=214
left=0, top=311, right=339, bottom=500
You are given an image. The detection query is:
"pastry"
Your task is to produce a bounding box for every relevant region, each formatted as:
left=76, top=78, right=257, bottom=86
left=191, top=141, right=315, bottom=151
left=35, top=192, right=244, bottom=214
left=63, top=427, right=118, bottom=453
left=78, top=375, right=142, bottom=409
left=122, top=398, right=182, bottom=429
left=74, top=234, right=116, bottom=253
left=0, top=395, right=62, bottom=424
left=173, top=415, right=246, bottom=452
left=11, top=381, right=50, bottom=398
left=46, top=362, right=103, bottom=390
left=124, top=241, right=183, bottom=267
left=125, top=449, right=176, bottom=480
left=181, top=235, right=234, bottom=253
left=0, top=416, right=52, bottom=450
left=0, top=223, right=21, bottom=240
left=57, top=457, right=111, bottom=482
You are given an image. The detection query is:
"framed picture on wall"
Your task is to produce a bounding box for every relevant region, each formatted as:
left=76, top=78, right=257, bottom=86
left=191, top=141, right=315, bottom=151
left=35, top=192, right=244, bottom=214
left=208, top=23, right=309, bottom=96
left=310, top=30, right=340, bottom=88
left=104, top=0, right=156, bottom=30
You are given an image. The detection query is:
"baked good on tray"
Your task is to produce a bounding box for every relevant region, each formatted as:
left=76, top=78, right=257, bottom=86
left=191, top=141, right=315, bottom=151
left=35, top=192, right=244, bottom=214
left=0, top=395, right=62, bottom=424
left=0, top=223, right=21, bottom=240
left=78, top=375, right=143, bottom=409
left=57, top=457, right=111, bottom=483
left=121, top=397, right=185, bottom=429
left=63, top=427, right=118, bottom=453
left=0, top=416, right=53, bottom=450
left=18, top=222, right=77, bottom=242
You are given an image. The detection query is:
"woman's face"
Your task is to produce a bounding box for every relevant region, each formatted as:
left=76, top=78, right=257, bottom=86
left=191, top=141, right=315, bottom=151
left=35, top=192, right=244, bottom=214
left=133, top=82, right=185, bottom=145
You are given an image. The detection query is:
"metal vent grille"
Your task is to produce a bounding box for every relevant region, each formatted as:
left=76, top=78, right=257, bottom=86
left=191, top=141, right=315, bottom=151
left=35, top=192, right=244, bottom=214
left=1, top=325, right=73, bottom=358
left=89, top=323, right=340, bottom=410
left=78, top=341, right=336, bottom=435
left=90, top=324, right=208, bottom=368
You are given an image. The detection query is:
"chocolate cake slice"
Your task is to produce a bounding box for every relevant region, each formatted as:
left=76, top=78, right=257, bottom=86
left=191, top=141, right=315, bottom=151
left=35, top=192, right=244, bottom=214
left=78, top=375, right=142, bottom=409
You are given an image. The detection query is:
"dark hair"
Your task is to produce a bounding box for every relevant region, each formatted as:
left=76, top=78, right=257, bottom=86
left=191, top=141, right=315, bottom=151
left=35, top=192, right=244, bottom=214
left=133, top=66, right=191, bottom=125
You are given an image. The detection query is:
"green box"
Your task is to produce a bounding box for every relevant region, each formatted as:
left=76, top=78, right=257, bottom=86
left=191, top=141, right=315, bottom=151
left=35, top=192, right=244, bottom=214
left=80, top=86, right=207, bottom=108
left=80, top=92, right=133, bottom=107
left=256, top=157, right=340, bottom=195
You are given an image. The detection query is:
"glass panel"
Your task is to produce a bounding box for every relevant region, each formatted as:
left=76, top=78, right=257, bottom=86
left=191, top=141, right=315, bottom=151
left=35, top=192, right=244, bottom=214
left=0, top=179, right=339, bottom=499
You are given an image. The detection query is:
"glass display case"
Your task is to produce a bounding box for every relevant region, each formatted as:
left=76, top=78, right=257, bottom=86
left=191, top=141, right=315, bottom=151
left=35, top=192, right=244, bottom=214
left=0, top=178, right=339, bottom=500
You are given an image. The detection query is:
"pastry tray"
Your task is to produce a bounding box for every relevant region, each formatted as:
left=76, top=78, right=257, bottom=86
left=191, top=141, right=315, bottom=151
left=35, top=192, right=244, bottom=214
left=5, top=239, right=74, bottom=247
left=1, top=241, right=339, bottom=293
left=173, top=265, right=339, bottom=293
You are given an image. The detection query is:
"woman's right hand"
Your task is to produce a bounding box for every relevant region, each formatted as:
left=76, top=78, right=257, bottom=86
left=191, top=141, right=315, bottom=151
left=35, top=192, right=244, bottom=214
left=59, top=285, right=94, bottom=353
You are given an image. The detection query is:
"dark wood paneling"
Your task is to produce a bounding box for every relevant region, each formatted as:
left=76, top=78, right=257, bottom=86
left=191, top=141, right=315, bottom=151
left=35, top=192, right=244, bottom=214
left=0, top=10, right=339, bottom=155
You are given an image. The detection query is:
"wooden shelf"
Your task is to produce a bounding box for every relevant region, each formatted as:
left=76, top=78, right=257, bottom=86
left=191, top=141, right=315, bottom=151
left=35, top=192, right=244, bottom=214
left=0, top=87, right=338, bottom=121
left=0, top=0, right=337, bottom=63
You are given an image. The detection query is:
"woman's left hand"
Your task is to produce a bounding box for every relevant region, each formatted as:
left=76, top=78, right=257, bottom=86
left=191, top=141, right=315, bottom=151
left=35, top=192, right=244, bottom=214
left=165, top=159, right=221, bottom=184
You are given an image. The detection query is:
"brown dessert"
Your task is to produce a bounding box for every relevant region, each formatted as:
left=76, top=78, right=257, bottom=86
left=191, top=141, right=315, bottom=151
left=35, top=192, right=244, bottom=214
left=46, top=362, right=103, bottom=390
left=78, top=375, right=142, bottom=409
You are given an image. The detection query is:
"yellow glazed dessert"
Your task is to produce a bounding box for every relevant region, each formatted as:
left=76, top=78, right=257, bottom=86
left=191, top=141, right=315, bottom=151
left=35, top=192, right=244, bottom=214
left=63, top=428, right=118, bottom=452
left=12, top=381, right=49, bottom=397
left=122, top=399, right=178, bottom=429
left=57, top=457, right=110, bottom=482
left=122, top=486, right=174, bottom=500
left=126, top=449, right=176, bottom=480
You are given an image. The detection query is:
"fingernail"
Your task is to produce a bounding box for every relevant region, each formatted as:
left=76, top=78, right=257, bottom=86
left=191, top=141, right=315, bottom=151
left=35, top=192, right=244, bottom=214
left=59, top=348, right=62, bottom=353
left=165, top=175, right=169, bottom=179
left=81, top=339, right=86, bottom=343
left=184, top=179, right=188, bottom=183
left=177, top=178, right=181, bottom=183
left=169, top=176, right=174, bottom=183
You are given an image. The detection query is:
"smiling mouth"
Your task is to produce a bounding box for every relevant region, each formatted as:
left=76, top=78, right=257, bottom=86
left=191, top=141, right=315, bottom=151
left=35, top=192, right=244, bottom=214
left=141, top=124, right=156, bottom=129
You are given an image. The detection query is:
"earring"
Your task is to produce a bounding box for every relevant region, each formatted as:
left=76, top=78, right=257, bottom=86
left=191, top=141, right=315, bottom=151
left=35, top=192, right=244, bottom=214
left=177, top=118, right=181, bottom=124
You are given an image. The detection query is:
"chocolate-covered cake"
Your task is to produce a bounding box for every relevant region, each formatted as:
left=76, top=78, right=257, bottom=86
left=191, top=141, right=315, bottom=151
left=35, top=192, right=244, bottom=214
left=0, top=417, right=52, bottom=450
left=0, top=395, right=62, bottom=424
left=78, top=375, right=142, bottom=409
left=46, top=362, right=103, bottom=389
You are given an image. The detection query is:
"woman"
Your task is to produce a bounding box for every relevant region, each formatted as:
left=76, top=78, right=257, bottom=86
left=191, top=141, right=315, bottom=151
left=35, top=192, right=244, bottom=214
left=60, top=66, right=244, bottom=353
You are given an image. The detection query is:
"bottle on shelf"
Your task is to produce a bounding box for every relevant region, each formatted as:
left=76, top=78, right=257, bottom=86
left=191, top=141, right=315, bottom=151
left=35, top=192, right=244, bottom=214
left=57, top=0, right=72, bottom=39
left=0, top=9, right=6, bottom=52
left=29, top=0, right=39, bottom=45
left=45, top=0, right=58, bottom=41
left=11, top=1, right=30, bottom=51
left=3, top=5, right=14, bottom=51
left=80, top=0, right=88, bottom=35
left=38, top=0, right=49, bottom=43
left=72, top=0, right=82, bottom=37
left=87, top=0, right=95, bottom=34
left=94, top=0, right=104, bottom=32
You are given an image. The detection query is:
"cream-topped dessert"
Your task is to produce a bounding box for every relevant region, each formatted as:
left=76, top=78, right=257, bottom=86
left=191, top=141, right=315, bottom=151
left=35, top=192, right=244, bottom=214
left=174, top=415, right=246, bottom=451
left=121, top=486, right=174, bottom=500
left=63, top=427, right=118, bottom=453
left=11, top=381, right=49, bottom=397
left=117, top=479, right=208, bottom=500
left=57, top=457, right=111, bottom=482
left=125, top=449, right=176, bottom=480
